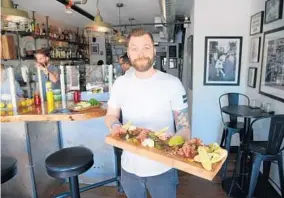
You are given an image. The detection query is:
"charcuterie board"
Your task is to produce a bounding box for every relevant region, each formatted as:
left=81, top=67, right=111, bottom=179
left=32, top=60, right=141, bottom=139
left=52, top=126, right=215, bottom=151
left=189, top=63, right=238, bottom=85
left=105, top=125, right=228, bottom=181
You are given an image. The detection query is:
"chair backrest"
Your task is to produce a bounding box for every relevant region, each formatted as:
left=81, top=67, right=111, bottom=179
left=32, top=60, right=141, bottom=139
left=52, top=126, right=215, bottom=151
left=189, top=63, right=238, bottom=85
left=219, top=93, right=250, bottom=124
left=250, top=115, right=284, bottom=155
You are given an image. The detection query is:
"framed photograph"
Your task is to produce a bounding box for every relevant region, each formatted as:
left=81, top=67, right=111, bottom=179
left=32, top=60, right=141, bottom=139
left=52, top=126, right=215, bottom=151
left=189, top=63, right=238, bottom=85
left=250, top=11, right=264, bottom=35
left=169, top=58, right=177, bottom=69
left=248, top=67, right=258, bottom=88
left=187, top=35, right=194, bottom=90
left=91, top=44, right=99, bottom=55
left=264, top=0, right=283, bottom=24
left=203, top=36, right=242, bottom=86
left=259, top=26, right=284, bottom=103
left=249, top=37, right=261, bottom=63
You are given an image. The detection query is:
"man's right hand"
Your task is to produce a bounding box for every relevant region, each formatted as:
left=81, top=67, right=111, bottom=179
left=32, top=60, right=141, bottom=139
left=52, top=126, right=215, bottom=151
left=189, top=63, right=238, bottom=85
left=110, top=124, right=127, bottom=137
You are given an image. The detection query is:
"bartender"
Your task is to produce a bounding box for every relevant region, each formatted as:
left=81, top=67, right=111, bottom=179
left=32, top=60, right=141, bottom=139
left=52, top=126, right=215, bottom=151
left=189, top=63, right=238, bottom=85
left=0, top=64, right=23, bottom=100
left=34, top=49, right=61, bottom=99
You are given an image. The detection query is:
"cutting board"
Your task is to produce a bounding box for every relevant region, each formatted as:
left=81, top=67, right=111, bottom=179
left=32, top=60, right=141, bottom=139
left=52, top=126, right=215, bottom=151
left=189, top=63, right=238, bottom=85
left=1, top=35, right=17, bottom=60
left=105, top=135, right=228, bottom=181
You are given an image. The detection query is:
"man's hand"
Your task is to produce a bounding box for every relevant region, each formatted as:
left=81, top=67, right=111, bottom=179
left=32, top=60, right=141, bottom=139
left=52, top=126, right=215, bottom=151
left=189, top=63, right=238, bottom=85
left=110, top=124, right=127, bottom=137
left=35, top=63, right=48, bottom=75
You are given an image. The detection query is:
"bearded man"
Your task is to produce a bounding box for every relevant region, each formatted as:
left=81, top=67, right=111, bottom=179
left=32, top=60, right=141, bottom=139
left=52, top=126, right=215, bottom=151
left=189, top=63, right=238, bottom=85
left=104, top=28, right=191, bottom=198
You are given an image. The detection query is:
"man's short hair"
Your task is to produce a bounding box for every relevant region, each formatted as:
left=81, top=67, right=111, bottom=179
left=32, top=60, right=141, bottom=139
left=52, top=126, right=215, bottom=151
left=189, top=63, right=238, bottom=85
left=127, top=28, right=154, bottom=47
left=120, top=53, right=130, bottom=65
left=35, top=48, right=50, bottom=57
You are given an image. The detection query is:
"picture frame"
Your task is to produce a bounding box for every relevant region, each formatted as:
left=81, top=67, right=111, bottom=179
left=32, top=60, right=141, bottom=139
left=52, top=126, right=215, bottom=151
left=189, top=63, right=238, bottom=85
left=264, top=0, right=283, bottom=24
left=250, top=11, right=264, bottom=35
left=169, top=58, right=177, bottom=69
left=91, top=44, right=99, bottom=55
left=259, top=26, right=284, bottom=103
left=249, top=37, right=261, bottom=63
left=187, top=35, right=194, bottom=90
left=203, top=36, right=242, bottom=86
left=248, top=67, right=257, bottom=88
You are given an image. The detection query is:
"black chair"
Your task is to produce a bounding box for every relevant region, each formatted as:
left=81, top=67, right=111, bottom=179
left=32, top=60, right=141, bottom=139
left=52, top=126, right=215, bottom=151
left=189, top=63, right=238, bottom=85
left=219, top=93, right=250, bottom=180
left=45, top=146, right=94, bottom=198
left=1, top=156, right=17, bottom=184
left=229, top=115, right=284, bottom=198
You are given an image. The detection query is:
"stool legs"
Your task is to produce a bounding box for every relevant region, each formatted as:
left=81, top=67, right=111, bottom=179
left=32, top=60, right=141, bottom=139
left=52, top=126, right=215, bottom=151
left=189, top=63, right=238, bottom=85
left=220, top=128, right=227, bottom=148
left=247, top=156, right=262, bottom=198
left=278, top=156, right=284, bottom=198
left=69, top=176, right=80, bottom=198
left=221, top=128, right=234, bottom=180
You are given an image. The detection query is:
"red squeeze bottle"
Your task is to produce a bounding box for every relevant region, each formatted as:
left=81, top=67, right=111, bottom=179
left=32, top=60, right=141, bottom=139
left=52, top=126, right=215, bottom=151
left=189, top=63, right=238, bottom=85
left=73, top=91, right=81, bottom=103
left=34, top=93, right=41, bottom=106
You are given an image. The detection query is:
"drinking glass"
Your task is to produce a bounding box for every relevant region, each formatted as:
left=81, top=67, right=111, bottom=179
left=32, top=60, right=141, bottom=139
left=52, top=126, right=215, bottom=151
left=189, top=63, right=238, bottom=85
left=264, top=103, right=272, bottom=113
left=250, top=99, right=257, bottom=108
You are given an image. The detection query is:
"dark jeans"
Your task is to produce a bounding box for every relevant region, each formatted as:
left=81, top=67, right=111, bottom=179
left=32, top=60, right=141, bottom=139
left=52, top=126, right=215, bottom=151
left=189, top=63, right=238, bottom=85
left=121, top=168, right=179, bottom=198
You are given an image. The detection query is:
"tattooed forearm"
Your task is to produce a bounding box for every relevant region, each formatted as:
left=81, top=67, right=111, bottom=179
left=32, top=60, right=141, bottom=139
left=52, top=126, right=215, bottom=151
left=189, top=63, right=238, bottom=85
left=173, top=107, right=191, bottom=139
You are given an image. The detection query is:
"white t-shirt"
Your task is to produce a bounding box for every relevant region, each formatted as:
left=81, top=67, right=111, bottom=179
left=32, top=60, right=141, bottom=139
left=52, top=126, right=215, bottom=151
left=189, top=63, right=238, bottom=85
left=108, top=70, right=188, bottom=177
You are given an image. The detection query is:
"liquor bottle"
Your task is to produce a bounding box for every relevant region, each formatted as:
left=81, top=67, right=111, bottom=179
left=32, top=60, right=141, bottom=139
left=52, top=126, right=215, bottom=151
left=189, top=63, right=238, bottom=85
left=31, top=19, right=35, bottom=33
left=35, top=23, right=40, bottom=35
left=49, top=25, right=53, bottom=38
left=42, top=23, right=46, bottom=36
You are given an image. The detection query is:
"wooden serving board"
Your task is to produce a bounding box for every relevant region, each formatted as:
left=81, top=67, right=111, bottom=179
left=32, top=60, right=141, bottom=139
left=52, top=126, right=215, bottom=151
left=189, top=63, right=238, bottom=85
left=105, top=135, right=228, bottom=181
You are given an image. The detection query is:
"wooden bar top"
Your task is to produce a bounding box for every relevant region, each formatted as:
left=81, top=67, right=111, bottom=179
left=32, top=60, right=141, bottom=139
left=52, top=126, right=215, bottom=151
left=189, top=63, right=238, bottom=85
left=0, top=103, right=107, bottom=122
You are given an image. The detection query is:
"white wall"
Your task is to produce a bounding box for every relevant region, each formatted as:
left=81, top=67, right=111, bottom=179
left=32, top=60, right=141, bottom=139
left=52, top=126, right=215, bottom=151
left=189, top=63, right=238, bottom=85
left=89, top=33, right=106, bottom=65
left=182, top=0, right=195, bottom=127
left=191, top=0, right=250, bottom=145
left=246, top=0, right=284, bottom=194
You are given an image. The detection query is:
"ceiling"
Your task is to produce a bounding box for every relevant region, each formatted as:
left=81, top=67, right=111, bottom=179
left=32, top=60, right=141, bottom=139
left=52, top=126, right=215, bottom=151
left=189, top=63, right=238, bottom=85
left=13, top=0, right=191, bottom=32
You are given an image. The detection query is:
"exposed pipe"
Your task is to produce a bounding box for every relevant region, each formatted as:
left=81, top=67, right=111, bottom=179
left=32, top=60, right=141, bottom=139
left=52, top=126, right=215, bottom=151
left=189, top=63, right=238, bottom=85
left=112, top=21, right=190, bottom=28
left=56, top=0, right=94, bottom=20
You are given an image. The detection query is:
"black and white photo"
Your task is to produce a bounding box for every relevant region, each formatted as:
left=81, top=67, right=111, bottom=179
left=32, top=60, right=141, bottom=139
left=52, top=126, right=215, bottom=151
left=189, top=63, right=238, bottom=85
left=91, top=44, right=99, bottom=55
left=187, top=35, right=194, bottom=90
left=250, top=11, right=264, bottom=35
left=259, top=26, right=284, bottom=102
left=248, top=67, right=257, bottom=88
left=204, top=36, right=242, bottom=86
left=249, top=37, right=261, bottom=63
left=265, top=0, right=283, bottom=24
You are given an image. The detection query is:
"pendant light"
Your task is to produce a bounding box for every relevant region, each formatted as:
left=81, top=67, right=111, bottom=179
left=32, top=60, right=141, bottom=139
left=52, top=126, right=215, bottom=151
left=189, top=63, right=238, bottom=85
left=85, top=0, right=112, bottom=33
left=1, top=0, right=30, bottom=22
left=112, top=3, right=127, bottom=44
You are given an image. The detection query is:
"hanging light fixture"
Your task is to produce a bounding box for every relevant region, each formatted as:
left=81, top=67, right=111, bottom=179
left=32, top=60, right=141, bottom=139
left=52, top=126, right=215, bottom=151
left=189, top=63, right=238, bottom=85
left=112, top=3, right=127, bottom=44
left=85, top=0, right=112, bottom=33
left=1, top=0, right=31, bottom=31
left=1, top=0, right=30, bottom=22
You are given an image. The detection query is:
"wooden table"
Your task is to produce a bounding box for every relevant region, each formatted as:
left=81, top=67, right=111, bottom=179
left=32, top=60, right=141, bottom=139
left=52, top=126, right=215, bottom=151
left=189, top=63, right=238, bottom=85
left=0, top=103, right=107, bottom=198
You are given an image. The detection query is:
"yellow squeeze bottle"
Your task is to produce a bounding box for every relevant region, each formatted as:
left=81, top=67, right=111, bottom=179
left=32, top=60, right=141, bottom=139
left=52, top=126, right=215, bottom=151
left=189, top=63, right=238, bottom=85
left=46, top=81, right=54, bottom=113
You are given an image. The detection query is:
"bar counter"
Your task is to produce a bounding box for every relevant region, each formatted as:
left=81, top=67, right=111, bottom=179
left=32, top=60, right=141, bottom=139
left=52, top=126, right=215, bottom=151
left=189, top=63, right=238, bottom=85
left=0, top=103, right=107, bottom=122
left=1, top=93, right=115, bottom=198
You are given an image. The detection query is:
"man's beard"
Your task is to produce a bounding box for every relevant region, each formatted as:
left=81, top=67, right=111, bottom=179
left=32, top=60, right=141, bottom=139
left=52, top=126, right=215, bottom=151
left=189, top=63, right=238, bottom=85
left=131, top=56, right=154, bottom=72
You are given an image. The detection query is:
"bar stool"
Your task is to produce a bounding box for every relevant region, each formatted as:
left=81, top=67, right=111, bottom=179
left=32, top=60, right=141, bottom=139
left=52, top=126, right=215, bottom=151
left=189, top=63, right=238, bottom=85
left=219, top=93, right=249, bottom=180
left=45, top=146, right=94, bottom=198
left=1, top=156, right=17, bottom=184
left=229, top=115, right=284, bottom=198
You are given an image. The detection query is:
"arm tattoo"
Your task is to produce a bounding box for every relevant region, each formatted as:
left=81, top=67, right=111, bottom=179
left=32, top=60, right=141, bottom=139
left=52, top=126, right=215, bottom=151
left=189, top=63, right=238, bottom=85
left=173, top=107, right=190, bottom=132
